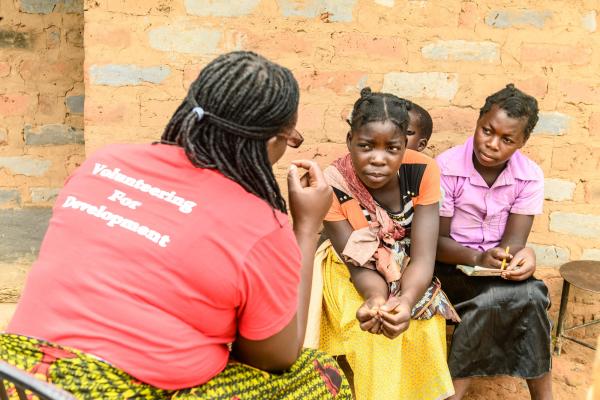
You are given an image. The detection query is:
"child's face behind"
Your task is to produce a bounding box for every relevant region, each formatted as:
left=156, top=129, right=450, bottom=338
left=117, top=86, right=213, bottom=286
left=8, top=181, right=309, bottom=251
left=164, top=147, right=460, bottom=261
left=347, top=120, right=406, bottom=190
left=406, top=109, right=428, bottom=152
left=473, top=104, right=527, bottom=169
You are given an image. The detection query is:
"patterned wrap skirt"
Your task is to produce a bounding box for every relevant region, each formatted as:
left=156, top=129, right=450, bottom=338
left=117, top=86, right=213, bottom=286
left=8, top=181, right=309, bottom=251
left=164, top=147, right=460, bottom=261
left=0, top=334, right=352, bottom=399
left=318, top=245, right=455, bottom=400
left=436, top=262, right=552, bottom=379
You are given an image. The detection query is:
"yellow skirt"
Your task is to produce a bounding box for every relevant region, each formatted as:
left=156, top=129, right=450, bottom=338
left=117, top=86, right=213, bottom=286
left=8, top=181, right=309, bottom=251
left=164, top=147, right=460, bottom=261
left=317, top=242, right=454, bottom=400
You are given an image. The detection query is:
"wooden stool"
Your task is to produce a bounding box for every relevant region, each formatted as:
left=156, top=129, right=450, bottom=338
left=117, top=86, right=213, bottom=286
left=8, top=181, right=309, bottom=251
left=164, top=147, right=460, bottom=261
left=554, top=260, right=600, bottom=355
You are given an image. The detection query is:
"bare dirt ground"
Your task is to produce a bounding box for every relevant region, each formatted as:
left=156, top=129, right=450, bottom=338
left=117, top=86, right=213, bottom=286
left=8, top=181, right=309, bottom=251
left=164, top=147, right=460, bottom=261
left=465, top=340, right=595, bottom=399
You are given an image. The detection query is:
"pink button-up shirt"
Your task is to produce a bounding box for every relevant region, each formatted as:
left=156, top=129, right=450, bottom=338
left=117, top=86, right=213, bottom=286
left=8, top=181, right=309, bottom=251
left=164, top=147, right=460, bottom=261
left=436, top=137, right=543, bottom=251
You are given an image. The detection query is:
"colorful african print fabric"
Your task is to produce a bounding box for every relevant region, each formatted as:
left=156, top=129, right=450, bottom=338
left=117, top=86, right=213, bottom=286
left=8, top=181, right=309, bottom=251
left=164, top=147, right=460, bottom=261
left=0, top=334, right=352, bottom=399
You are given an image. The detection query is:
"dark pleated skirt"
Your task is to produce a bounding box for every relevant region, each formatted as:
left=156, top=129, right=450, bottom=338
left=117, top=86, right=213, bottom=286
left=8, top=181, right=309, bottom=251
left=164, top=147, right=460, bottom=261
left=436, top=263, right=552, bottom=379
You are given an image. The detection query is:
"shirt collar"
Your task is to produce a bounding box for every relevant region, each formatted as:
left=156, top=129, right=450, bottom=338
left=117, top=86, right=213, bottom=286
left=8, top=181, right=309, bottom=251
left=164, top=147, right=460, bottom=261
left=445, top=136, right=538, bottom=188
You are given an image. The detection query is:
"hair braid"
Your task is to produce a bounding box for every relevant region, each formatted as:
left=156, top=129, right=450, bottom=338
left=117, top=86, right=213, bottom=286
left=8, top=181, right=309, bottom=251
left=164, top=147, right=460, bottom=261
left=348, top=87, right=411, bottom=134
left=479, top=83, right=539, bottom=140
left=161, top=51, right=298, bottom=213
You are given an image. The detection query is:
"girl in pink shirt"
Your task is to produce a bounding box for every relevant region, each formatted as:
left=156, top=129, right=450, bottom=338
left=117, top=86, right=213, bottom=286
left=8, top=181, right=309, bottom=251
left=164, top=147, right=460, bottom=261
left=435, top=84, right=552, bottom=400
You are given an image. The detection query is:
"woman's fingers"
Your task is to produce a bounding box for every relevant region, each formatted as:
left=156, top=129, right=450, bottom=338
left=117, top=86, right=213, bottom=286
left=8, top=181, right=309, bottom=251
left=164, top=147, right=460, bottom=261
left=290, top=160, right=326, bottom=189
left=299, top=171, right=309, bottom=187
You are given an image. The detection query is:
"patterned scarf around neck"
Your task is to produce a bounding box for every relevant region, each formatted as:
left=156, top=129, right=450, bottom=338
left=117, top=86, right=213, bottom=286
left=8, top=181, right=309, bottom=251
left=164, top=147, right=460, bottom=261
left=328, top=153, right=408, bottom=294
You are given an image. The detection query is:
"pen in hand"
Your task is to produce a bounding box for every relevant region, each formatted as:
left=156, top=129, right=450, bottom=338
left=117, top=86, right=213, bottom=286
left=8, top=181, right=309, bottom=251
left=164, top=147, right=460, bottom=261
left=500, top=246, right=510, bottom=270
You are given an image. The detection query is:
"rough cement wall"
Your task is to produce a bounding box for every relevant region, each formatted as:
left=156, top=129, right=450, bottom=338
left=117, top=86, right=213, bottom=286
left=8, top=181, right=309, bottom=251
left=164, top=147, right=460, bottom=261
left=0, top=0, right=85, bottom=301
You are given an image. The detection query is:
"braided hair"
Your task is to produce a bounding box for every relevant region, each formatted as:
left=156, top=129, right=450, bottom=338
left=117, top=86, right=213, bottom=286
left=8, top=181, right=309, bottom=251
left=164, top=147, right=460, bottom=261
left=479, top=83, right=539, bottom=140
left=161, top=51, right=299, bottom=213
left=348, top=87, right=411, bottom=137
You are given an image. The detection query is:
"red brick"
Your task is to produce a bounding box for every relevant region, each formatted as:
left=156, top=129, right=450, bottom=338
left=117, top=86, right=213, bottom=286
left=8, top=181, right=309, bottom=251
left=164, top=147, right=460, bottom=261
left=66, top=28, right=83, bottom=48
left=37, top=95, right=57, bottom=114
left=296, top=104, right=326, bottom=135
left=0, top=128, right=7, bottom=145
left=429, top=107, right=479, bottom=134
left=0, top=62, right=10, bottom=77
left=551, top=144, right=598, bottom=176
left=590, top=112, right=600, bottom=136
left=46, top=26, right=61, bottom=49
left=296, top=70, right=367, bottom=94
left=183, top=63, right=204, bottom=89
left=20, top=60, right=81, bottom=84
left=140, top=99, right=180, bottom=128
left=0, top=94, right=30, bottom=117
left=84, top=24, right=131, bottom=48
left=84, top=100, right=126, bottom=125
left=458, top=2, right=478, bottom=29
left=520, top=144, right=553, bottom=171
left=584, top=180, right=600, bottom=204
left=244, top=31, right=311, bottom=57
left=313, top=143, right=347, bottom=165
left=427, top=139, right=461, bottom=158
left=323, top=106, right=352, bottom=143
left=275, top=143, right=346, bottom=178
left=521, top=44, right=592, bottom=65
left=514, top=76, right=548, bottom=99
left=332, top=33, right=407, bottom=61
left=531, top=210, right=549, bottom=234
left=559, top=80, right=600, bottom=105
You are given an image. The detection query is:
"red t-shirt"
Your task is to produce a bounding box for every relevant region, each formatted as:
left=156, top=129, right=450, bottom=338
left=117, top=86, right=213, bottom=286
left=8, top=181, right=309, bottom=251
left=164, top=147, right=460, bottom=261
left=8, top=143, right=301, bottom=390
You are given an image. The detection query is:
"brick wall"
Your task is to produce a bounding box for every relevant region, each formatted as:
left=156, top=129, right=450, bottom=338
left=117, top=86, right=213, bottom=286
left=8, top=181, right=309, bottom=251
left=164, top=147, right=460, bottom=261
left=0, top=0, right=84, bottom=302
left=83, top=0, right=600, bottom=266
left=1, top=0, right=599, bottom=337
left=81, top=0, right=600, bottom=339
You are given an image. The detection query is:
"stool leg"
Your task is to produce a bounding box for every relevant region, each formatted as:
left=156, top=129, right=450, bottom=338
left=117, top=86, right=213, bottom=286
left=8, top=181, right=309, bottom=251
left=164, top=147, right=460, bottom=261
left=554, top=280, right=570, bottom=355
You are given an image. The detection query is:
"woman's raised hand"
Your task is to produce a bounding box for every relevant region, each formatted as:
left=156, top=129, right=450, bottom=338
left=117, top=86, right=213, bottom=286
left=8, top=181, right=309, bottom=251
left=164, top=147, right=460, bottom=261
left=287, top=160, right=332, bottom=233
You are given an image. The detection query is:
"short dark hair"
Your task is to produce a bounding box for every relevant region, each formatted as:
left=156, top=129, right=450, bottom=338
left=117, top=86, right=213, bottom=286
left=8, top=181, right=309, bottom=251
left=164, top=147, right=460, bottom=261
left=479, top=83, right=539, bottom=140
left=161, top=51, right=299, bottom=213
left=408, top=102, right=433, bottom=140
left=348, top=87, right=410, bottom=134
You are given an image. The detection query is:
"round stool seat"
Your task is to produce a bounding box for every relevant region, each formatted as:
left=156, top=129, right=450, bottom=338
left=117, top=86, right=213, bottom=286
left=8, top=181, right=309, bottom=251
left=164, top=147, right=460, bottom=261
left=559, top=260, right=600, bottom=293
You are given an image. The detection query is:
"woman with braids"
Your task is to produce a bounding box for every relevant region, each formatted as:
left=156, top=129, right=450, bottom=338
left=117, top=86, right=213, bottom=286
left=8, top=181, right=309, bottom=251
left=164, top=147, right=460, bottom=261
left=312, top=87, right=459, bottom=399
left=0, top=51, right=352, bottom=399
left=435, top=84, right=552, bottom=400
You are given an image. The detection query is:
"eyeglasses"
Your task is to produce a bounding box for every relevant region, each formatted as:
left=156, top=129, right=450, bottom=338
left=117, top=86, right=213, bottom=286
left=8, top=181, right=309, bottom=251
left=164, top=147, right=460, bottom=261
left=285, top=128, right=304, bottom=149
